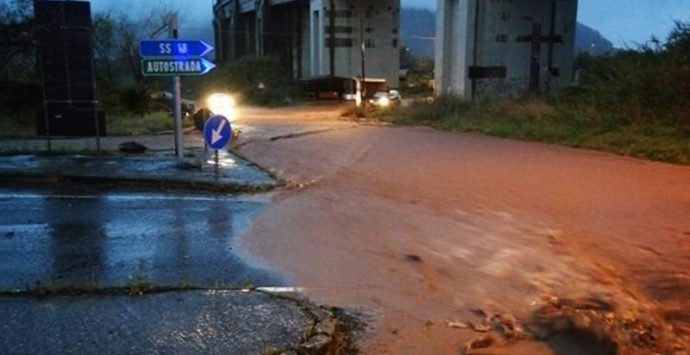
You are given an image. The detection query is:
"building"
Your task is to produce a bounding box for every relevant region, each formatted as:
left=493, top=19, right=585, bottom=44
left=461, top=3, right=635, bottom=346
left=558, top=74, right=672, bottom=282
left=435, top=0, right=579, bottom=99
left=213, top=0, right=401, bottom=88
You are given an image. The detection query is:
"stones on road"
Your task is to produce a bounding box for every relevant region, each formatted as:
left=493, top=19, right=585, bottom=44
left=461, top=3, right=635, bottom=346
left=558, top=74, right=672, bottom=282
left=451, top=294, right=688, bottom=354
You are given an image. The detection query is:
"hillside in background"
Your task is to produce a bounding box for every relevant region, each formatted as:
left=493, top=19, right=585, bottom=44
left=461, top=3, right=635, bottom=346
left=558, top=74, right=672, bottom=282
left=400, top=8, right=616, bottom=59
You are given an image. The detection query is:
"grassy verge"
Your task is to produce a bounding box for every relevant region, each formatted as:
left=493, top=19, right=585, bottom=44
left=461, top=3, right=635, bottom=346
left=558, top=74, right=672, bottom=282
left=374, top=97, right=690, bottom=165
left=106, top=111, right=192, bottom=136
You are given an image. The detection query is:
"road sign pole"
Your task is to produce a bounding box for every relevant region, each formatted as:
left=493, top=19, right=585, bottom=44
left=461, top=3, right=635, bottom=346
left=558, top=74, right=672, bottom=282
left=171, top=15, right=183, bottom=159
left=37, top=51, right=52, bottom=152
left=214, top=149, right=219, bottom=179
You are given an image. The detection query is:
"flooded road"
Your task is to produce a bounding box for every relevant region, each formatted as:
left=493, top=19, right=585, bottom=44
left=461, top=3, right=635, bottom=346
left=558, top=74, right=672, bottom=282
left=233, top=105, right=690, bottom=354
left=0, top=189, right=283, bottom=290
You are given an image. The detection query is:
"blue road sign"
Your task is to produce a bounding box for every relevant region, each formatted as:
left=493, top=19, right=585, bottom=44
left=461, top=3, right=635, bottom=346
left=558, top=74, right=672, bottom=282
left=139, top=39, right=214, bottom=58
left=141, top=57, right=216, bottom=76
left=203, top=115, right=232, bottom=150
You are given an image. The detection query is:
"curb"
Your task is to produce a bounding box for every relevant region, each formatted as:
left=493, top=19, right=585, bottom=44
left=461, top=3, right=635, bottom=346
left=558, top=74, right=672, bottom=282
left=0, top=172, right=277, bottom=194
left=248, top=290, right=354, bottom=355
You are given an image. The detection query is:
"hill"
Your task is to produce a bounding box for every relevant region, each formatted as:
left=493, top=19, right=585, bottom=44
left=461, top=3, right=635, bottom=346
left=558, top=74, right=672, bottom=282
left=400, top=8, right=616, bottom=59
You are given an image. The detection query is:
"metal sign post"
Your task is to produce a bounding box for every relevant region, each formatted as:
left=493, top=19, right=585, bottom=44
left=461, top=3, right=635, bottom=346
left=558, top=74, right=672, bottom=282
left=171, top=16, right=183, bottom=160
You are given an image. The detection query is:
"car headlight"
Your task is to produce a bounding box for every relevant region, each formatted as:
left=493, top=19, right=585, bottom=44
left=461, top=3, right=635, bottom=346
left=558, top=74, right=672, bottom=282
left=207, top=93, right=235, bottom=119
left=378, top=96, right=390, bottom=107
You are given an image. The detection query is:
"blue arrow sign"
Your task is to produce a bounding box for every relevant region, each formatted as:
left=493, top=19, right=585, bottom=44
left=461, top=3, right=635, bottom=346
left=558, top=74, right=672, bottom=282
left=204, top=115, right=232, bottom=150
left=139, top=39, right=214, bottom=58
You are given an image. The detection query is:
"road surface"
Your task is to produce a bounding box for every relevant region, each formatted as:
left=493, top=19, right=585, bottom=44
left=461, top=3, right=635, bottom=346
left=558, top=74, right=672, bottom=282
left=232, top=104, right=690, bottom=354
left=0, top=189, right=282, bottom=289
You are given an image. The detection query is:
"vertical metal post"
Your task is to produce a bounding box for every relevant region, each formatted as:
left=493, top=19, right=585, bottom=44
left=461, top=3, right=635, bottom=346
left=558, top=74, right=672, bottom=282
left=529, top=20, right=543, bottom=95
left=471, top=0, right=480, bottom=101
left=328, top=0, right=336, bottom=77
left=37, top=51, right=52, bottom=152
left=171, top=15, right=183, bottom=159
left=88, top=25, right=101, bottom=154
left=358, top=0, right=366, bottom=106
left=214, top=149, right=219, bottom=180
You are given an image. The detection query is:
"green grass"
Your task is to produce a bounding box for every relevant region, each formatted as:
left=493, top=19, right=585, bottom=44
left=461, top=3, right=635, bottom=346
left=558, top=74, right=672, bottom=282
left=106, top=111, right=192, bottom=136
left=375, top=97, right=690, bottom=165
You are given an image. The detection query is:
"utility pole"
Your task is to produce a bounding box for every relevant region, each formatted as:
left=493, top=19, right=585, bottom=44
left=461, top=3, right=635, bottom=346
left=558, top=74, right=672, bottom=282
left=328, top=0, right=336, bottom=77
left=171, top=14, right=183, bottom=159
left=527, top=17, right=543, bottom=96
left=357, top=0, right=366, bottom=107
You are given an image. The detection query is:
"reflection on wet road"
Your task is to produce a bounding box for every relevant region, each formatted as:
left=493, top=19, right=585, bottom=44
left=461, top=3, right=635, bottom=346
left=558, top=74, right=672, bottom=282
left=0, top=189, right=283, bottom=290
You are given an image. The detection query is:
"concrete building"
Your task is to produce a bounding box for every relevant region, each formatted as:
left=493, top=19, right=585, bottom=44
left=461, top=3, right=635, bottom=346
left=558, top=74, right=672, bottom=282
left=435, top=0, right=578, bottom=99
left=213, top=0, right=401, bottom=88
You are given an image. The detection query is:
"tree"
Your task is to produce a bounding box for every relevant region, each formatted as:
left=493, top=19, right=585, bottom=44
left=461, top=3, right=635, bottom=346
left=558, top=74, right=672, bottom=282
left=0, top=0, right=38, bottom=82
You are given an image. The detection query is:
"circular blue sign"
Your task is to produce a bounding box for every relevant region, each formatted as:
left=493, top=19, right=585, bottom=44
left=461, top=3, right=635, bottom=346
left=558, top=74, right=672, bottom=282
left=203, top=115, right=232, bottom=150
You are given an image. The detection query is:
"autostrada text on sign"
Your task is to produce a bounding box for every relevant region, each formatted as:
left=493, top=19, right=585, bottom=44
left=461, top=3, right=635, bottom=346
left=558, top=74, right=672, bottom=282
left=145, top=60, right=203, bottom=74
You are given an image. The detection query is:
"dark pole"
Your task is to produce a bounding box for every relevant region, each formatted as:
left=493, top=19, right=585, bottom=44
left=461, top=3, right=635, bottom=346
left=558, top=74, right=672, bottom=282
left=172, top=15, right=183, bottom=159
left=329, top=0, right=336, bottom=77
left=471, top=0, right=480, bottom=101
left=296, top=5, right=303, bottom=79
left=547, top=0, right=557, bottom=74
left=37, top=50, right=52, bottom=152
left=529, top=19, right=542, bottom=95
left=89, top=27, right=101, bottom=155
left=359, top=0, right=366, bottom=103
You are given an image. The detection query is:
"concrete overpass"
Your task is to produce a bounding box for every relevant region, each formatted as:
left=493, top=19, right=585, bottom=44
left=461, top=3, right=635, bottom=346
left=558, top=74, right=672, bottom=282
left=435, top=0, right=579, bottom=99
left=213, top=0, right=401, bottom=87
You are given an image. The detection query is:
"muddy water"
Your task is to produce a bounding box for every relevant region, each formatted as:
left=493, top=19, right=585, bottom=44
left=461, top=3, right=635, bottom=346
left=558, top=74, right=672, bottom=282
left=235, top=111, right=690, bottom=353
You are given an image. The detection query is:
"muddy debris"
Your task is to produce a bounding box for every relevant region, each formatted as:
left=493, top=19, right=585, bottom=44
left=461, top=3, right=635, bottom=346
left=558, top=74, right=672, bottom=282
left=461, top=334, right=496, bottom=354
left=445, top=321, right=469, bottom=329
left=468, top=322, right=493, bottom=333
left=404, top=254, right=423, bottom=263
left=118, top=141, right=147, bottom=154
left=458, top=294, right=688, bottom=354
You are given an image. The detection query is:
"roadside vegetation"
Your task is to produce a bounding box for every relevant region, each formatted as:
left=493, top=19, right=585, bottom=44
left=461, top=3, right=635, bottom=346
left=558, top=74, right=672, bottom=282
left=0, top=1, right=186, bottom=137
left=191, top=56, right=305, bottom=108
left=378, top=22, right=690, bottom=164
left=106, top=112, right=193, bottom=136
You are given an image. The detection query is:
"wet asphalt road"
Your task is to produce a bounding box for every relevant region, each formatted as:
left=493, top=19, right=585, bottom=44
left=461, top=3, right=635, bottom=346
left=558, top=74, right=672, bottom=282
left=0, top=188, right=284, bottom=290
left=0, top=290, right=311, bottom=355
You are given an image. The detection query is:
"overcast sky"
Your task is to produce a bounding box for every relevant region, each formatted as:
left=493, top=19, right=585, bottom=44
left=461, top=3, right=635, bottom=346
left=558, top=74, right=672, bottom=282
left=89, top=0, right=690, bottom=47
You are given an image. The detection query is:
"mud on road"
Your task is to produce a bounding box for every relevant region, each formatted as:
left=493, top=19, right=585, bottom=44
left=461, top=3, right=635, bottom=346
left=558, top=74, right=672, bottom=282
left=231, top=104, right=690, bottom=354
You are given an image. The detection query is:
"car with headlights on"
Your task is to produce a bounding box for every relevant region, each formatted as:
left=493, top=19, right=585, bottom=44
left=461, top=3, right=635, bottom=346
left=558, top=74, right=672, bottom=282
left=369, top=90, right=402, bottom=108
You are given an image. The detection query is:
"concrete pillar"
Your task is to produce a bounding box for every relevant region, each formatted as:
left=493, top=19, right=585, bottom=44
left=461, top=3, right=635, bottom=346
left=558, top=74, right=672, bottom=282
left=435, top=0, right=476, bottom=98
left=310, top=0, right=324, bottom=76
left=435, top=0, right=579, bottom=99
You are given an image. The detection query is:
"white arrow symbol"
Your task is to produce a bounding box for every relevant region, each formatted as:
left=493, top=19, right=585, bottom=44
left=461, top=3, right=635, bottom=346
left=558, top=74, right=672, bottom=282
left=211, top=119, right=227, bottom=145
